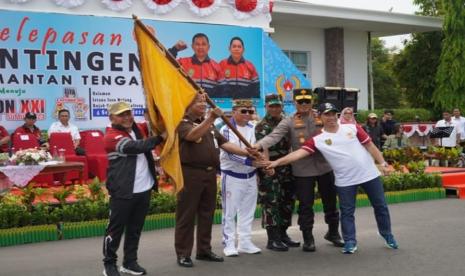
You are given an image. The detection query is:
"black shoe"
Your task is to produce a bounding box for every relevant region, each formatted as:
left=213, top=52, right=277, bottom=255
left=324, top=231, right=345, bottom=247
left=302, top=240, right=316, bottom=252
left=120, top=262, right=147, bottom=275
left=281, top=228, right=301, bottom=248
left=266, top=240, right=289, bottom=252
left=103, top=263, right=121, bottom=276
left=302, top=231, right=316, bottom=252
left=177, top=256, right=194, bottom=268
left=266, top=227, right=289, bottom=252
left=196, top=252, right=224, bottom=262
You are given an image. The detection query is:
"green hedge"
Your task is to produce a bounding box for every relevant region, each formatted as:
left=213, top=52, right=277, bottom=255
left=0, top=188, right=445, bottom=247
left=0, top=172, right=442, bottom=230
left=356, top=108, right=434, bottom=123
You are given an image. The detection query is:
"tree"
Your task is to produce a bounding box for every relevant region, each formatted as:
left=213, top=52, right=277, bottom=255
left=392, top=0, right=443, bottom=110
left=371, top=38, right=402, bottom=109
left=433, top=0, right=465, bottom=111
left=393, top=32, right=442, bottom=108
left=413, top=0, right=444, bottom=16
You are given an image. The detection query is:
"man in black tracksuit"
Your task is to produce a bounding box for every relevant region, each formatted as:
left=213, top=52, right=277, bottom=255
left=102, top=102, right=164, bottom=276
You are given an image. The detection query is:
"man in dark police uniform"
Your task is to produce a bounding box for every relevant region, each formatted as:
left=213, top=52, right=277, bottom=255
left=254, top=89, right=344, bottom=252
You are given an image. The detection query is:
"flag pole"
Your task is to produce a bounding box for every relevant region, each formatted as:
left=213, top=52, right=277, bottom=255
left=133, top=15, right=254, bottom=148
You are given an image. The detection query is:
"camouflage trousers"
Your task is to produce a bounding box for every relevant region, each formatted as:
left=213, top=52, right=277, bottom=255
left=258, top=165, right=295, bottom=229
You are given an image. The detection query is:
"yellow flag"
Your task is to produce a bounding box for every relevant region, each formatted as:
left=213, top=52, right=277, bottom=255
left=134, top=20, right=197, bottom=193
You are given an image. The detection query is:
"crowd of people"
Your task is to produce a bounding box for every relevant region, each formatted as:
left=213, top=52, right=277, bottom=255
left=336, top=107, right=465, bottom=150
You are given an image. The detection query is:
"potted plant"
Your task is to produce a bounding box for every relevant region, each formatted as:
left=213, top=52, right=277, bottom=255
left=10, top=149, right=51, bottom=165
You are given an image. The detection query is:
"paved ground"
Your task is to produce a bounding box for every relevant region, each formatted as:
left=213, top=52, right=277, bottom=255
left=1, top=199, right=464, bottom=276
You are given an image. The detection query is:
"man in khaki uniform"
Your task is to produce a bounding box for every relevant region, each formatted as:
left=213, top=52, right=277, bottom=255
left=175, top=94, right=261, bottom=267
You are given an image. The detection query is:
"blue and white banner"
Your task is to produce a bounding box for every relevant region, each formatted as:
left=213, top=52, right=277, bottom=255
left=0, top=9, right=309, bottom=132
left=263, top=34, right=311, bottom=115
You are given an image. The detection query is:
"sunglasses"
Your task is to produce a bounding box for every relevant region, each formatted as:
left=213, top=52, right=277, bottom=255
left=297, top=100, right=312, bottom=105
left=239, top=109, right=255, bottom=115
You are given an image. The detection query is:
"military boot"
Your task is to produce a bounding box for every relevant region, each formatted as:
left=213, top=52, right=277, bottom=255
left=302, top=229, right=316, bottom=252
left=324, top=224, right=344, bottom=247
left=280, top=227, right=300, bottom=247
left=266, top=227, right=288, bottom=252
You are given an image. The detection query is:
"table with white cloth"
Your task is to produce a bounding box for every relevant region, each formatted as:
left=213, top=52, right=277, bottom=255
left=0, top=161, right=84, bottom=192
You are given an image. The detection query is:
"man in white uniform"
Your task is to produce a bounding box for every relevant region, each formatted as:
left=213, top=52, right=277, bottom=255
left=220, top=99, right=261, bottom=256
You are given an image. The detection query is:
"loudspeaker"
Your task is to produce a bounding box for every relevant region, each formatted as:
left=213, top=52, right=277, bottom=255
left=314, top=87, right=343, bottom=111
left=314, top=87, right=359, bottom=113
left=342, top=88, right=359, bottom=113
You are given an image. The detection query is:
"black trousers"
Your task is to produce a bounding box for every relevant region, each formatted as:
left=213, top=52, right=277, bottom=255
left=294, top=171, right=339, bottom=231
left=103, top=190, right=151, bottom=266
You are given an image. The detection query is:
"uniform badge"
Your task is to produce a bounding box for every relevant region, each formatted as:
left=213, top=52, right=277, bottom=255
left=298, top=132, right=306, bottom=144
left=188, top=69, right=194, bottom=77
left=346, top=132, right=354, bottom=139
left=325, top=139, right=332, bottom=145
left=225, top=69, right=231, bottom=78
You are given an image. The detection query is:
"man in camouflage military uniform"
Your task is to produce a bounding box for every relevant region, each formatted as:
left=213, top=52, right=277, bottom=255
left=255, top=94, right=300, bottom=252
left=255, top=89, right=344, bottom=252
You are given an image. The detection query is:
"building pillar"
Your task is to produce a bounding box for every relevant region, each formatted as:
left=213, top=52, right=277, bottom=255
left=324, top=28, right=345, bottom=87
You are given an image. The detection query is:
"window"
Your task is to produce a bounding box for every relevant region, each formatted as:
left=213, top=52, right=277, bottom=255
left=283, top=50, right=311, bottom=79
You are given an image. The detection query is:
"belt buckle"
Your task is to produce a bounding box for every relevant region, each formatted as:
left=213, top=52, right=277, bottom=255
left=206, top=166, right=214, bottom=171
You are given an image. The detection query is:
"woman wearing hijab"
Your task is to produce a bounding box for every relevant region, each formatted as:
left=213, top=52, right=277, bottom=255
left=338, top=107, right=357, bottom=125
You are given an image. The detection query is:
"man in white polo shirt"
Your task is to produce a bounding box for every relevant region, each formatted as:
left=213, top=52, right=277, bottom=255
left=48, top=109, right=84, bottom=155
left=266, top=103, right=398, bottom=254
left=435, top=110, right=461, bottom=148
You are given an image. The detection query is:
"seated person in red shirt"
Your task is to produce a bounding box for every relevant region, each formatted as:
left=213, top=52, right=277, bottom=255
left=13, top=112, right=46, bottom=147
left=0, top=124, right=10, bottom=153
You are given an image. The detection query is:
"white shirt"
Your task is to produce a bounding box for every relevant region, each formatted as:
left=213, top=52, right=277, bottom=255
left=48, top=121, right=81, bottom=141
left=452, top=116, right=465, bottom=140
left=220, top=120, right=256, bottom=174
left=129, top=131, right=154, bottom=193
left=435, top=119, right=460, bottom=147
left=302, top=124, right=380, bottom=187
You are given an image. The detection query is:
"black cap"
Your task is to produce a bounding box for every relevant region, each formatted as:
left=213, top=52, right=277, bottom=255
left=318, top=103, right=339, bottom=114
left=293, top=88, right=313, bottom=100
left=24, top=112, right=37, bottom=119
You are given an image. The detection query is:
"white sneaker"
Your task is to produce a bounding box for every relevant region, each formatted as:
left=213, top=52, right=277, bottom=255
left=238, top=241, right=261, bottom=254
left=223, top=245, right=239, bottom=257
